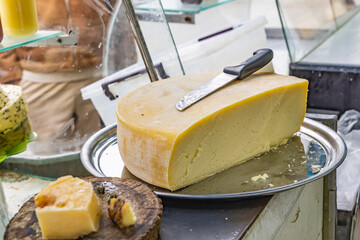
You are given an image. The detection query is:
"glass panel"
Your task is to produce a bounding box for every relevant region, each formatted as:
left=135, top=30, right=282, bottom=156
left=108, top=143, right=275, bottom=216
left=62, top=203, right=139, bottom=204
left=105, top=0, right=184, bottom=77
left=137, top=0, right=236, bottom=14
left=86, top=0, right=184, bottom=127
left=133, top=0, right=185, bottom=77
left=0, top=0, right=139, bottom=167
left=302, top=12, right=360, bottom=65
left=0, top=31, right=62, bottom=52
left=103, top=2, right=139, bottom=76
left=0, top=0, right=184, bottom=179
left=276, top=0, right=360, bottom=62
left=276, top=0, right=337, bottom=62
left=172, top=16, right=269, bottom=74
left=168, top=0, right=251, bottom=46
left=332, top=0, right=359, bottom=27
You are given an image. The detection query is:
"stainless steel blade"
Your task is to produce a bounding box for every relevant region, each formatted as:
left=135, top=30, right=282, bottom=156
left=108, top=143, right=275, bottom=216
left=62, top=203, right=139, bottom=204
left=176, top=72, right=238, bottom=111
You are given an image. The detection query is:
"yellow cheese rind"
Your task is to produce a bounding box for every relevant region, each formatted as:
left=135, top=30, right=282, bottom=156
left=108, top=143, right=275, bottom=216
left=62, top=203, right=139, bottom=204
left=0, top=85, right=28, bottom=132
left=35, top=176, right=101, bottom=239
left=0, top=86, right=8, bottom=109
left=117, top=72, right=308, bottom=190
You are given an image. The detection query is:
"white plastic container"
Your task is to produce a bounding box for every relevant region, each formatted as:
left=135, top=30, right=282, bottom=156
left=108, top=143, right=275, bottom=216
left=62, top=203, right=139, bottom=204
left=81, top=16, right=270, bottom=126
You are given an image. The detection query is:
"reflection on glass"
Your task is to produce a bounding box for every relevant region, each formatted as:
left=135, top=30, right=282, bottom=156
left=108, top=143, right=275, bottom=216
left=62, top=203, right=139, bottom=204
left=276, top=0, right=360, bottom=62
left=132, top=0, right=185, bottom=77
left=105, top=0, right=184, bottom=77
left=276, top=0, right=337, bottom=62
left=332, top=0, right=358, bottom=26
left=0, top=0, right=137, bottom=159
left=89, top=0, right=184, bottom=127
left=302, top=12, right=360, bottom=65
left=15, top=0, right=129, bottom=156
left=104, top=2, right=138, bottom=75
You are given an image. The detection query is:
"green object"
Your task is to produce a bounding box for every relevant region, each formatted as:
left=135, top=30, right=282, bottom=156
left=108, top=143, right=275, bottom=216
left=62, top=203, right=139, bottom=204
left=0, top=132, right=36, bottom=163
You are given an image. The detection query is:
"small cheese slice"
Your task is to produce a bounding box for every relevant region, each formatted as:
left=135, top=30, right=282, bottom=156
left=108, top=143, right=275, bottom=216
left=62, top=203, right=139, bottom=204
left=251, top=173, right=269, bottom=182
left=0, top=86, right=8, bottom=109
left=116, top=72, right=308, bottom=191
left=108, top=197, right=137, bottom=227
left=35, top=176, right=101, bottom=239
left=120, top=202, right=136, bottom=227
left=0, top=84, right=28, bottom=132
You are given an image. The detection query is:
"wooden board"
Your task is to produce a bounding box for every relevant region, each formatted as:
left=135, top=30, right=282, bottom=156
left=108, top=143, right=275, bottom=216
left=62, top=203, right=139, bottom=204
left=4, top=177, right=163, bottom=240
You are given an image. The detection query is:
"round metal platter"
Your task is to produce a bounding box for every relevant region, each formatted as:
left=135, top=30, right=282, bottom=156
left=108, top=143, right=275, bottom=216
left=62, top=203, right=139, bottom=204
left=81, top=118, right=346, bottom=200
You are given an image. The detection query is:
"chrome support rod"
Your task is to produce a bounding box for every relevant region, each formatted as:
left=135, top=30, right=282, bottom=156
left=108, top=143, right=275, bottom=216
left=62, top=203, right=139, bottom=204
left=122, top=0, right=159, bottom=82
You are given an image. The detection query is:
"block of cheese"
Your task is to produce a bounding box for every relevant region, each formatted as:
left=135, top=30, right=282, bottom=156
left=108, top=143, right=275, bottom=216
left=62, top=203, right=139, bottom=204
left=35, top=176, right=101, bottom=239
left=0, top=86, right=8, bottom=109
left=0, top=84, right=28, bottom=132
left=0, top=117, right=32, bottom=154
left=0, top=84, right=31, bottom=154
left=116, top=72, right=308, bottom=191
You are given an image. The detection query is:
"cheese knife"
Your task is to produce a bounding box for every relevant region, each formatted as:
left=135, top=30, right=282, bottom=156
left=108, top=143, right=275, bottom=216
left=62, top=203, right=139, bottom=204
left=176, top=48, right=273, bottom=111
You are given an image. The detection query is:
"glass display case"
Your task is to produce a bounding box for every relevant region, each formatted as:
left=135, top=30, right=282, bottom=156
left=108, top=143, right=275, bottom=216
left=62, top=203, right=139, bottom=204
left=276, top=0, right=360, bottom=63
left=83, top=0, right=267, bottom=126
left=0, top=0, right=268, bottom=180
left=276, top=0, right=360, bottom=114
left=0, top=0, right=184, bottom=178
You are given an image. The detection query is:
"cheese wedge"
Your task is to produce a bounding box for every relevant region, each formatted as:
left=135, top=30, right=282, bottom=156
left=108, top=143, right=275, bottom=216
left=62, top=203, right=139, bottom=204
left=0, top=86, right=8, bottom=109
left=35, top=176, right=101, bottom=239
left=0, top=117, right=32, bottom=154
left=116, top=72, right=308, bottom=191
left=108, top=197, right=137, bottom=228
left=0, top=84, right=28, bottom=132
left=120, top=202, right=136, bottom=227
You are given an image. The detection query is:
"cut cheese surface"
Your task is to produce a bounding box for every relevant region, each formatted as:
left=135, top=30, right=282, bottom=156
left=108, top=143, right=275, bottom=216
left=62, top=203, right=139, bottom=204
left=116, top=72, right=308, bottom=191
left=0, top=86, right=8, bottom=109
left=0, top=84, right=28, bottom=132
left=35, top=176, right=101, bottom=239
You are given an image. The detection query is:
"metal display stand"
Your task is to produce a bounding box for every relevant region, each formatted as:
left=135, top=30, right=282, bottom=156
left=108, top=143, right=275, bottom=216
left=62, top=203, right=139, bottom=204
left=122, top=0, right=159, bottom=82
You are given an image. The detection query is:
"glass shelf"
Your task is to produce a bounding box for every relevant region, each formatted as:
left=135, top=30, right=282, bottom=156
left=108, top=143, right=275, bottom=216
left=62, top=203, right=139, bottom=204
left=0, top=31, right=62, bottom=53
left=136, top=0, right=236, bottom=14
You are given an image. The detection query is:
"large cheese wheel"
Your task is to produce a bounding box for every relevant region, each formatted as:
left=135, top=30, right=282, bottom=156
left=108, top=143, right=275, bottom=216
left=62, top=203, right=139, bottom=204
left=116, top=72, right=308, bottom=191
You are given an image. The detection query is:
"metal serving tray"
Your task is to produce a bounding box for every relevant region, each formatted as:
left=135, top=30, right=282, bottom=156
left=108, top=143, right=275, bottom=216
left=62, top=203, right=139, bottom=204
left=81, top=118, right=346, bottom=200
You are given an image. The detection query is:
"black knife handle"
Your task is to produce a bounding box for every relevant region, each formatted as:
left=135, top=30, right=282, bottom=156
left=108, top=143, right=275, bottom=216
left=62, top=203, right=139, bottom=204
left=223, top=48, right=273, bottom=80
